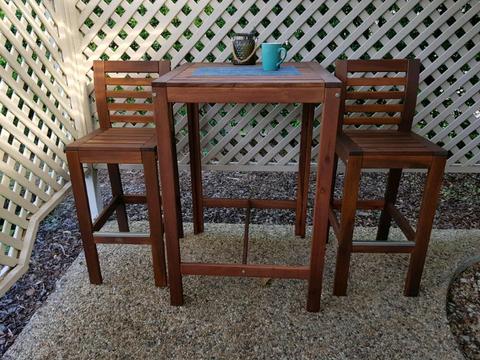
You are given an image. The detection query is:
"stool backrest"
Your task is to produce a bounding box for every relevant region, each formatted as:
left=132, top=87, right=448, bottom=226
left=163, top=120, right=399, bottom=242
left=335, top=59, right=420, bottom=132
left=93, top=61, right=170, bottom=129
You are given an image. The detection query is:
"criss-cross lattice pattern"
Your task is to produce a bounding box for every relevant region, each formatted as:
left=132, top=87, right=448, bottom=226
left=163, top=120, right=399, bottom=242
left=77, top=0, right=479, bottom=171
left=0, top=0, right=479, bottom=295
left=0, top=0, right=81, bottom=294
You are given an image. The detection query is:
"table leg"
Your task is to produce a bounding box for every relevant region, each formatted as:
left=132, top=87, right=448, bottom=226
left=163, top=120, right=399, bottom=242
left=187, top=103, right=204, bottom=234
left=154, top=88, right=183, bottom=306
left=307, top=88, right=341, bottom=312
left=142, top=149, right=168, bottom=287
left=170, top=104, right=184, bottom=239
left=295, top=103, right=314, bottom=238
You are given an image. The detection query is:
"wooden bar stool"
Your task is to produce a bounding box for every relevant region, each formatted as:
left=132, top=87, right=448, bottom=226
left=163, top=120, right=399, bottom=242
left=329, top=59, right=448, bottom=296
left=65, top=61, right=171, bottom=287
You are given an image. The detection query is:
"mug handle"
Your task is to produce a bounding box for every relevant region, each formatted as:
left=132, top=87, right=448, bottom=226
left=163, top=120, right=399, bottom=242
left=276, top=47, right=287, bottom=68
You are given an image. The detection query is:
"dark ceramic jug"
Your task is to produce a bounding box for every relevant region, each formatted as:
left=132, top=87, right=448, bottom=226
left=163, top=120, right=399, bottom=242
left=232, top=31, right=258, bottom=65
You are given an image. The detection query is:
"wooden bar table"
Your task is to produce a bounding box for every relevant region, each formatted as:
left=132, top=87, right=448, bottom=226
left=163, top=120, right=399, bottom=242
left=153, top=62, right=341, bottom=312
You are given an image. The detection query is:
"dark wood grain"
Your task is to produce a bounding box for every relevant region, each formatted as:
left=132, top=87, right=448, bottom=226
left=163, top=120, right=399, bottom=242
left=295, top=103, right=314, bottom=238
left=187, top=103, right=204, bottom=234
left=333, top=156, right=362, bottom=296
left=103, top=61, right=163, bottom=72
left=307, top=86, right=342, bottom=312
left=181, top=263, right=310, bottom=279
left=107, top=164, right=129, bottom=232
left=154, top=86, right=184, bottom=305
left=142, top=149, right=167, bottom=287
left=202, top=198, right=296, bottom=209
left=154, top=61, right=342, bottom=312
left=404, top=156, right=446, bottom=296
left=331, top=59, right=448, bottom=298
left=153, top=62, right=341, bottom=87
left=66, top=150, right=102, bottom=284
left=65, top=60, right=171, bottom=287
left=376, top=169, right=403, bottom=240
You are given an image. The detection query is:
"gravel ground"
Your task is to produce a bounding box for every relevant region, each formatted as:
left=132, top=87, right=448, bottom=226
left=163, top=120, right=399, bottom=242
left=5, top=224, right=478, bottom=360
left=1, top=170, right=479, bottom=357
left=448, top=260, right=480, bottom=359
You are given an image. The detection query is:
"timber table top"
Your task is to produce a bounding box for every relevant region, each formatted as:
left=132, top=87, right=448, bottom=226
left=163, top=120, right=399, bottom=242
left=152, top=62, right=341, bottom=103
left=152, top=62, right=341, bottom=88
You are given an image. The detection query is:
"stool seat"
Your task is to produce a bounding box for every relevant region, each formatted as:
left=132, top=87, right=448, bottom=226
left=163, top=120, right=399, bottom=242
left=337, top=130, right=448, bottom=157
left=66, top=128, right=156, bottom=152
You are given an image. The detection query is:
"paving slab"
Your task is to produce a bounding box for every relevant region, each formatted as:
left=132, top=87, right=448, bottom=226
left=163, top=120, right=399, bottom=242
left=5, top=223, right=479, bottom=360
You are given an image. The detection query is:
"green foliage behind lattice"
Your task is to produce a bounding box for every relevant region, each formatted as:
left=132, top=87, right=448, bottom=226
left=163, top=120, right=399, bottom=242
left=77, top=0, right=480, bottom=171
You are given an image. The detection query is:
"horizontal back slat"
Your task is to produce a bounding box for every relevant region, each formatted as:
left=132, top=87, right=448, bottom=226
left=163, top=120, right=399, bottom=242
left=345, top=104, right=404, bottom=113
left=105, top=78, right=153, bottom=86
left=345, top=59, right=409, bottom=72
left=345, top=91, right=404, bottom=100
left=344, top=117, right=402, bottom=125
left=94, top=60, right=170, bottom=127
left=106, top=91, right=152, bottom=98
left=102, top=61, right=160, bottom=72
left=346, top=77, right=407, bottom=86
left=108, top=103, right=154, bottom=111
left=109, top=115, right=154, bottom=123
left=336, top=59, right=419, bottom=129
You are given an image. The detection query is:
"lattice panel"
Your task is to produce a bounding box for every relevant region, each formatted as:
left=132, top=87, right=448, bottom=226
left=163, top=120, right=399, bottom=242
left=0, top=0, right=79, bottom=294
left=76, top=0, right=480, bottom=172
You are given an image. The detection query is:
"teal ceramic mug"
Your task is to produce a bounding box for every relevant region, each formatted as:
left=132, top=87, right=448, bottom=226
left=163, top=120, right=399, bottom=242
left=261, top=43, right=287, bottom=71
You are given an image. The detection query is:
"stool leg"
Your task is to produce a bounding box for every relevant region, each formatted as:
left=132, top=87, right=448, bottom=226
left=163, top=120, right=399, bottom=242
left=404, top=157, right=445, bottom=296
left=325, top=154, right=339, bottom=244
left=142, top=150, right=167, bottom=287
left=295, top=103, right=314, bottom=238
left=376, top=168, right=402, bottom=240
left=66, top=151, right=102, bottom=284
left=333, top=156, right=362, bottom=296
left=107, top=164, right=129, bottom=232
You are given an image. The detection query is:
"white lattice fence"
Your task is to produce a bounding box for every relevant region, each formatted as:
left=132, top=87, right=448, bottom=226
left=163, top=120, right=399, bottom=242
left=0, top=0, right=85, bottom=295
left=76, top=0, right=480, bottom=172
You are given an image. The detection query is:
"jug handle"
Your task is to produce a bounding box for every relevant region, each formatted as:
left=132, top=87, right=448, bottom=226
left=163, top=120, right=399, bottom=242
left=232, top=41, right=259, bottom=64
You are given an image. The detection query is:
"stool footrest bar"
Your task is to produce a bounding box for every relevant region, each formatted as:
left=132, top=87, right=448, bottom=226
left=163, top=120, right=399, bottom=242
left=242, top=203, right=251, bottom=264
left=386, top=203, right=416, bottom=241
left=122, top=195, right=147, bottom=204
left=352, top=241, right=415, bottom=253
left=328, top=207, right=341, bottom=238
left=92, top=195, right=122, bottom=231
left=332, top=199, right=385, bottom=210
left=93, top=231, right=151, bottom=245
left=203, top=198, right=296, bottom=209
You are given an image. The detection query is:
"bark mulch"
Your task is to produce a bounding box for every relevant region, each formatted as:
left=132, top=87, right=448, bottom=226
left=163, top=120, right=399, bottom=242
left=448, top=260, right=480, bottom=359
left=1, top=170, right=479, bottom=357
